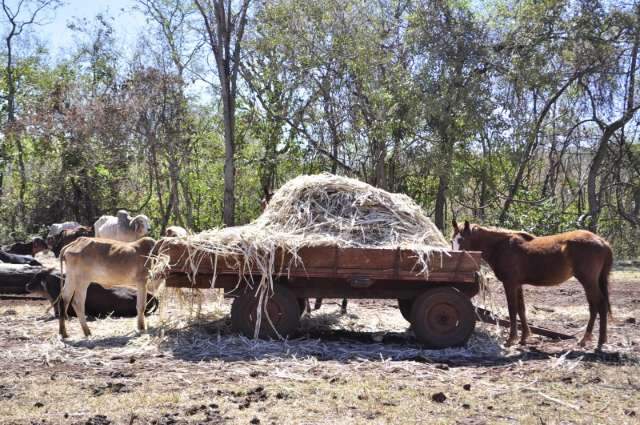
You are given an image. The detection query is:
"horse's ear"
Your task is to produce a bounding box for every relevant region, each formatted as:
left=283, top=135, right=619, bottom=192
left=463, top=220, right=471, bottom=233
left=452, top=219, right=459, bottom=231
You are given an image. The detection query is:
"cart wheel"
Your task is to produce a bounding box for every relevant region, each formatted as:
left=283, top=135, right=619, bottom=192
left=397, top=299, right=413, bottom=322
left=410, top=287, right=476, bottom=348
left=231, top=285, right=301, bottom=339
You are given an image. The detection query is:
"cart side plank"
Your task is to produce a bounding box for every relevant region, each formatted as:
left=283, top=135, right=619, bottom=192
left=157, top=239, right=481, bottom=279
left=165, top=273, right=480, bottom=299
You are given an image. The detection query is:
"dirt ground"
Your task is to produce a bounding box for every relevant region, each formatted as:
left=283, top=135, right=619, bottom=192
left=0, top=269, right=638, bottom=425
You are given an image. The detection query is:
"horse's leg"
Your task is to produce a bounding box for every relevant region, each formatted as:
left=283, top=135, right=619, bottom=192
left=504, top=283, right=520, bottom=346
left=576, top=277, right=600, bottom=348
left=517, top=287, right=531, bottom=345
left=340, top=298, right=348, bottom=315
left=580, top=298, right=598, bottom=348
left=597, top=293, right=608, bottom=349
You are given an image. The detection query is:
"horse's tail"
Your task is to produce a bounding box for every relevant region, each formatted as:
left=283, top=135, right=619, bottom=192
left=599, top=244, right=613, bottom=318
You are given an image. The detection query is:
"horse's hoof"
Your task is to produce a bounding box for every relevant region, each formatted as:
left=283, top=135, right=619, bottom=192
left=505, top=338, right=518, bottom=347
left=519, top=339, right=528, bottom=346
left=595, top=340, right=609, bottom=351
left=578, top=334, right=592, bottom=347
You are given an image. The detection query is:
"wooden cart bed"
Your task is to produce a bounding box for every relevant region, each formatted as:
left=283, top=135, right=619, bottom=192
left=155, top=239, right=483, bottom=348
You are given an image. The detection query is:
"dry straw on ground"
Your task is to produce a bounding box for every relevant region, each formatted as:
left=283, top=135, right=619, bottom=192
left=152, top=173, right=452, bottom=335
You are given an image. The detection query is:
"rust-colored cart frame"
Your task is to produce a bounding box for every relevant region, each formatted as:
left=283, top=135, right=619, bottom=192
left=160, top=242, right=483, bottom=348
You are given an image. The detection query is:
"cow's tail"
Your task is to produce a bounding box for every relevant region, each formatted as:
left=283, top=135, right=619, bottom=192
left=599, top=244, right=613, bottom=318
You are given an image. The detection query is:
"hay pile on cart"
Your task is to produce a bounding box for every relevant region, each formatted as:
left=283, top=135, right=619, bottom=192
left=154, top=172, right=449, bottom=268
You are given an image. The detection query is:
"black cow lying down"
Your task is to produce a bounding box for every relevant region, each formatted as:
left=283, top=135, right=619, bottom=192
left=26, top=270, right=159, bottom=318
left=0, top=250, right=41, bottom=266
left=3, top=237, right=48, bottom=256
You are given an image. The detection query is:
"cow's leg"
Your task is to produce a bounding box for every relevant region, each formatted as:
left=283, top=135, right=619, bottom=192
left=71, top=282, right=91, bottom=337
left=517, top=287, right=530, bottom=345
left=137, top=281, right=147, bottom=331
left=58, top=274, right=76, bottom=339
left=504, top=283, right=520, bottom=346
left=340, top=298, right=348, bottom=315
left=57, top=295, right=68, bottom=339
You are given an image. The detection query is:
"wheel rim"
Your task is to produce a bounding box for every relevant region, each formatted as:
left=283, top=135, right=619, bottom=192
left=247, top=298, right=284, bottom=327
left=425, top=302, right=460, bottom=336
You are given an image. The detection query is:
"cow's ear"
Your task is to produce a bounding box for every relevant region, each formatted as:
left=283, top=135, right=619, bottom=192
left=463, top=220, right=471, bottom=234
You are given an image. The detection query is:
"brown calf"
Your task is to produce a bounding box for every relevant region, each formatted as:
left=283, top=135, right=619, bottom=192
left=58, top=237, right=160, bottom=338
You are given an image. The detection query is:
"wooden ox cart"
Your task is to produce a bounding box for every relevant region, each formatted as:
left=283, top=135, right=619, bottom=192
left=157, top=240, right=483, bottom=349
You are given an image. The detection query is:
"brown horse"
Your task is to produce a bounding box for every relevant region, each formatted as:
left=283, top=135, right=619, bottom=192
left=451, top=220, right=613, bottom=348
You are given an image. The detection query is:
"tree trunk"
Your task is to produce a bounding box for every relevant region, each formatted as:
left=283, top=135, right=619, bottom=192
left=322, top=86, right=341, bottom=175
left=81, top=168, right=96, bottom=223
left=180, top=178, right=195, bottom=230
left=15, top=138, right=27, bottom=221
left=587, top=129, right=614, bottom=232
left=434, top=131, right=453, bottom=231
left=3, top=28, right=17, bottom=199
left=194, top=0, right=249, bottom=227
left=1, top=29, right=15, bottom=198
left=221, top=83, right=236, bottom=226
left=373, top=140, right=386, bottom=189
left=3, top=21, right=26, bottom=221
left=166, top=139, right=182, bottom=230
left=434, top=173, right=448, bottom=231
left=478, top=173, right=487, bottom=221
left=388, top=133, right=403, bottom=192
left=587, top=33, right=639, bottom=232
left=147, top=132, right=166, bottom=221
left=478, top=135, right=490, bottom=220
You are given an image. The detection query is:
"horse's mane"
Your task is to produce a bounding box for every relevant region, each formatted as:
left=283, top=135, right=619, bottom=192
left=472, top=224, right=536, bottom=241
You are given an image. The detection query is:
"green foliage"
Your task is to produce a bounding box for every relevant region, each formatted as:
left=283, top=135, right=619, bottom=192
left=0, top=0, right=638, bottom=259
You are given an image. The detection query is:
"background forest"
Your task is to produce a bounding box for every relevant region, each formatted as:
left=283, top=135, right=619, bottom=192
left=1, top=0, right=639, bottom=258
